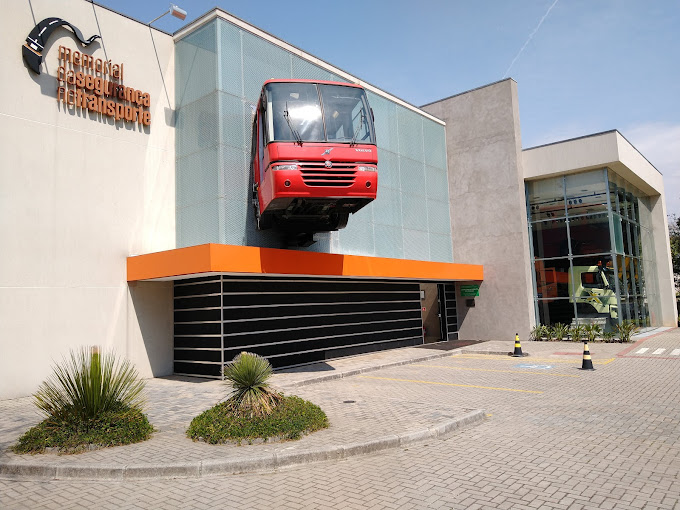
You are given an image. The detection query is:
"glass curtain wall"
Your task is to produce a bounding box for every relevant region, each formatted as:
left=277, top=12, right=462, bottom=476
left=527, top=168, right=652, bottom=331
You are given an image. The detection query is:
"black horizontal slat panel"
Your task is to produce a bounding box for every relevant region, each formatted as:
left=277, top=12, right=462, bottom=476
left=174, top=337, right=222, bottom=349
left=174, top=282, right=221, bottom=298
left=223, top=318, right=422, bottom=346
left=222, top=291, right=419, bottom=307
left=223, top=309, right=422, bottom=334
left=174, top=276, right=423, bottom=375
left=174, top=295, right=221, bottom=309
left=223, top=280, right=418, bottom=294
left=174, top=276, right=220, bottom=286
left=174, top=349, right=222, bottom=362
left=175, top=308, right=222, bottom=323
left=223, top=327, right=422, bottom=360
left=174, top=322, right=221, bottom=335
left=223, top=300, right=418, bottom=320
left=174, top=362, right=220, bottom=377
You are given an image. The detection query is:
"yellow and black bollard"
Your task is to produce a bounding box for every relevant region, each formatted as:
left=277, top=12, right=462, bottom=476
left=509, top=333, right=527, bottom=357
left=579, top=341, right=595, bottom=370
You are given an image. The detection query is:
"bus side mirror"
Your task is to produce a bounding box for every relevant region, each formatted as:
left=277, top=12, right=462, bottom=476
left=371, top=108, right=374, bottom=122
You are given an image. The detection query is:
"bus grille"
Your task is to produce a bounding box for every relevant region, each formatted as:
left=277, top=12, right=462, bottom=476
left=299, top=162, right=356, bottom=187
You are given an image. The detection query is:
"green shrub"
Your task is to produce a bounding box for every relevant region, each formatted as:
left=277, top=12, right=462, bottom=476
left=615, top=320, right=640, bottom=343
left=223, top=352, right=282, bottom=417
left=530, top=325, right=543, bottom=341
left=12, top=408, right=153, bottom=454
left=602, top=331, right=615, bottom=342
left=543, top=325, right=554, bottom=341
left=13, top=347, right=152, bottom=454
left=570, top=325, right=585, bottom=342
left=550, top=323, right=569, bottom=341
left=187, top=395, right=328, bottom=444
left=584, top=323, right=602, bottom=343
left=34, top=347, right=146, bottom=421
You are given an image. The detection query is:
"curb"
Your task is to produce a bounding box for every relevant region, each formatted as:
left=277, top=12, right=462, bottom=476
left=459, top=349, right=516, bottom=356
left=279, top=349, right=467, bottom=389
left=0, top=409, right=486, bottom=481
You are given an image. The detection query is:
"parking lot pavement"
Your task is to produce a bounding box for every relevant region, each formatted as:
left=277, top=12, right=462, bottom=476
left=2, top=331, right=680, bottom=509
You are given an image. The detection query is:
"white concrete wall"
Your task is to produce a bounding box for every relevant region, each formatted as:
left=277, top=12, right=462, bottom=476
left=0, top=0, right=176, bottom=399
left=422, top=80, right=535, bottom=341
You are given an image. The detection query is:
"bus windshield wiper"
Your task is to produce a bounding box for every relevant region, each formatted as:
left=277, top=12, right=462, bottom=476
left=350, top=110, right=366, bottom=146
left=283, top=102, right=303, bottom=145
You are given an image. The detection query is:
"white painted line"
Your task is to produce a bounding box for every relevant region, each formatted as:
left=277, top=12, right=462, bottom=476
left=635, top=348, right=649, bottom=354
left=670, top=349, right=680, bottom=356
left=652, top=348, right=666, bottom=355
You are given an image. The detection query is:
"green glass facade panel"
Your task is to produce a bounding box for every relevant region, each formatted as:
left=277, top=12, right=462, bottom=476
left=376, top=149, right=400, bottom=190
left=423, top=120, right=447, bottom=170
left=402, top=192, right=428, bottom=231
left=177, top=199, right=221, bottom=247
left=175, top=18, right=453, bottom=262
left=397, top=107, right=424, bottom=163
left=175, top=23, right=217, bottom=109
left=217, top=20, right=242, bottom=97
left=219, top=92, right=247, bottom=150
left=372, top=187, right=402, bottom=227
left=176, top=147, right=219, bottom=208
left=427, top=198, right=451, bottom=235
left=241, top=31, right=292, bottom=103
left=403, top=229, right=430, bottom=261
left=399, top=157, right=426, bottom=197
left=426, top=166, right=449, bottom=201
left=367, top=92, right=399, bottom=154
left=176, top=92, right=220, bottom=158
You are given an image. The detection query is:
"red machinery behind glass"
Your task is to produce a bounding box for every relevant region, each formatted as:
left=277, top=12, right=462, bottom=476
left=251, top=80, right=378, bottom=237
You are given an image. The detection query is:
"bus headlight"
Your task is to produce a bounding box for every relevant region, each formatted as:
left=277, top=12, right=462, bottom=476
left=272, top=164, right=298, bottom=171
left=356, top=166, right=376, bottom=172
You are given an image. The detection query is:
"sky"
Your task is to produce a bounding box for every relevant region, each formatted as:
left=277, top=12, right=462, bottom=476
left=97, top=0, right=680, bottom=217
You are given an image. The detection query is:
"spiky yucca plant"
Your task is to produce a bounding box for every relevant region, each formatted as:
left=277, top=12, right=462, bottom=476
left=584, top=323, right=602, bottom=342
left=34, top=347, right=146, bottom=422
left=615, top=320, right=640, bottom=343
left=570, top=324, right=585, bottom=342
left=551, top=323, right=569, bottom=341
left=223, top=352, right=282, bottom=417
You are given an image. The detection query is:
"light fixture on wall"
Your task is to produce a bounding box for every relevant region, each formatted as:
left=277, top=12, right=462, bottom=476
left=148, top=4, right=187, bottom=25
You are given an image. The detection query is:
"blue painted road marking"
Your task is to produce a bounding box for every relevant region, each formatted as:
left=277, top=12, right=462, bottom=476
left=516, top=364, right=553, bottom=370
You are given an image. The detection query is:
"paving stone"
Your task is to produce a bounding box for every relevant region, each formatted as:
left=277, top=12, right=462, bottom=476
left=1, top=330, right=680, bottom=508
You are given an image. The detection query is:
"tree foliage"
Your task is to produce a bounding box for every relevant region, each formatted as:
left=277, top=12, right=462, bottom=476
left=670, top=215, right=680, bottom=294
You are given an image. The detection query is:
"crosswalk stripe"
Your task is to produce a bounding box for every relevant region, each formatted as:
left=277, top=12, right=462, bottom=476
left=635, top=348, right=649, bottom=354
left=671, top=349, right=680, bottom=356
left=652, top=348, right=666, bottom=355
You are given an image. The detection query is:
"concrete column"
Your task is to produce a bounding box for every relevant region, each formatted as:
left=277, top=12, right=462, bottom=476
left=648, top=194, right=678, bottom=326
left=422, top=79, right=535, bottom=341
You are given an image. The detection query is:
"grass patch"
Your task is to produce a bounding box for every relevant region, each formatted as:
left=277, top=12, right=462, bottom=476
left=12, top=407, right=154, bottom=454
left=187, top=395, right=328, bottom=444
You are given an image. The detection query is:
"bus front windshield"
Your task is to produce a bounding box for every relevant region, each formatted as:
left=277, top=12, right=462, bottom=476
left=265, top=82, right=375, bottom=145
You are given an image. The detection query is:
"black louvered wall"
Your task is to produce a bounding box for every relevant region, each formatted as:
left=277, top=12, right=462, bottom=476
left=174, top=275, right=424, bottom=378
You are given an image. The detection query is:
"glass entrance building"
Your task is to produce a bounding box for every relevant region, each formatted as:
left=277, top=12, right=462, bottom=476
left=527, top=167, right=659, bottom=331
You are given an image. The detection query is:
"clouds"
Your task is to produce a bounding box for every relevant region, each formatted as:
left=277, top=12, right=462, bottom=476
left=623, top=122, right=680, bottom=217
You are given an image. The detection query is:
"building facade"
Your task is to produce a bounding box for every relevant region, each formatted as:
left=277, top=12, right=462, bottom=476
left=1, top=0, right=675, bottom=398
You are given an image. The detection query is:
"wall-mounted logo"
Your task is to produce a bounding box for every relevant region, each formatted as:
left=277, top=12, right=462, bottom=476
left=23, top=17, right=100, bottom=74
left=22, top=17, right=152, bottom=127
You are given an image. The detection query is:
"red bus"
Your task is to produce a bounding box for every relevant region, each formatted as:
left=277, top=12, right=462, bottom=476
left=251, top=79, right=378, bottom=234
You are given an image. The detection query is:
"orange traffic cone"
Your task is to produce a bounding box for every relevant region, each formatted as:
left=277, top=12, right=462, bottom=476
left=509, top=333, right=527, bottom=357
left=579, top=342, right=595, bottom=370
